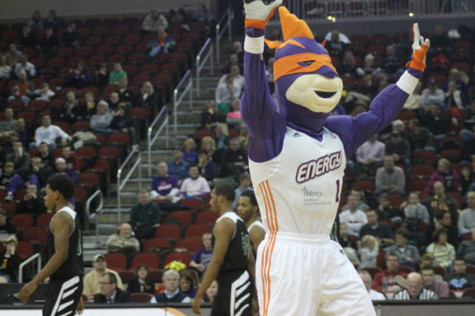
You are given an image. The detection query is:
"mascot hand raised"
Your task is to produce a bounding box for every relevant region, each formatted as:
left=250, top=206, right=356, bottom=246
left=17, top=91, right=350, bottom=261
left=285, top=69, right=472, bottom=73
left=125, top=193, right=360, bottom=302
left=244, top=0, right=282, bottom=29
left=407, top=23, right=430, bottom=72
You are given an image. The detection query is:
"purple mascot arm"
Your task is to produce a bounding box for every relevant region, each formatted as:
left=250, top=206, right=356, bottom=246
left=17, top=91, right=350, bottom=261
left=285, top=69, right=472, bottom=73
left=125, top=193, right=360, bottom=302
left=241, top=22, right=286, bottom=162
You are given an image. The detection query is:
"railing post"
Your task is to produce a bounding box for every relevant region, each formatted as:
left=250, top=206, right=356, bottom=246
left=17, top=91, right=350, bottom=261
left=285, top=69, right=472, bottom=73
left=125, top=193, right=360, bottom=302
left=211, top=43, right=214, bottom=75
left=148, top=126, right=152, bottom=177
left=227, top=7, right=232, bottom=43
left=196, top=56, right=201, bottom=97
left=138, top=155, right=142, bottom=192
left=117, top=169, right=121, bottom=223
left=166, top=113, right=169, bottom=148
left=216, top=24, right=220, bottom=65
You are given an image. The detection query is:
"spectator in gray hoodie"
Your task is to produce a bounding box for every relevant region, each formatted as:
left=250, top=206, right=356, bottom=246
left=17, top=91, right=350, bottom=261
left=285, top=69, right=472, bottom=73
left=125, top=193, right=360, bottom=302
left=90, top=100, right=113, bottom=134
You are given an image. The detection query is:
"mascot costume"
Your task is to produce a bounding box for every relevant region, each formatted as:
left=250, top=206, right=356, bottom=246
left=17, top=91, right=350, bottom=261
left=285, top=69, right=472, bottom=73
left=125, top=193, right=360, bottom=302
left=241, top=1, right=429, bottom=315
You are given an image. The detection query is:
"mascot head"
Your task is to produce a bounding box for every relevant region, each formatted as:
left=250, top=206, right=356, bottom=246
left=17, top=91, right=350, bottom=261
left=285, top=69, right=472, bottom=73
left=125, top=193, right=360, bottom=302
left=266, top=7, right=343, bottom=133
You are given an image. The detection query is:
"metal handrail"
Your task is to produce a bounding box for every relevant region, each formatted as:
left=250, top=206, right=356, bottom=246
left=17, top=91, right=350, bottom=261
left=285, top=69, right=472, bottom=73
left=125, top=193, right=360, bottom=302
left=147, top=107, right=169, bottom=176
left=216, top=6, right=233, bottom=63
left=18, top=253, right=41, bottom=283
left=117, top=148, right=142, bottom=223
left=196, top=38, right=213, bottom=97
left=174, top=69, right=193, bottom=132
left=85, top=189, right=104, bottom=247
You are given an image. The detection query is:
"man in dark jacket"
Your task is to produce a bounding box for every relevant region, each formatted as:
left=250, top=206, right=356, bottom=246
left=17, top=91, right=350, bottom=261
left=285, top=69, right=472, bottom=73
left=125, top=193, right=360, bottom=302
left=151, top=270, right=190, bottom=303
left=129, top=191, right=160, bottom=240
left=94, top=272, right=131, bottom=303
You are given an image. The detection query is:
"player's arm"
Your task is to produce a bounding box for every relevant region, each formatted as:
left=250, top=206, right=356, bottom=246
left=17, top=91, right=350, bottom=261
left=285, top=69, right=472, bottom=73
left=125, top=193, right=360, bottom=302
left=250, top=226, right=265, bottom=253
left=192, top=218, right=234, bottom=314
left=19, top=212, right=73, bottom=302
left=325, top=23, right=429, bottom=157
left=241, top=0, right=286, bottom=162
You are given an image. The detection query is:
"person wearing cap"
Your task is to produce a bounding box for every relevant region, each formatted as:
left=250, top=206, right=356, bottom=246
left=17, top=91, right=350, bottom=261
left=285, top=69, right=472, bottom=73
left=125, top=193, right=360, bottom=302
left=375, top=155, right=406, bottom=196
left=83, top=254, right=124, bottom=296
left=53, top=157, right=78, bottom=183
left=421, top=78, right=445, bottom=111
left=167, top=146, right=189, bottom=183
left=0, top=208, right=18, bottom=243
left=0, top=235, right=23, bottom=282
left=385, top=130, right=411, bottom=170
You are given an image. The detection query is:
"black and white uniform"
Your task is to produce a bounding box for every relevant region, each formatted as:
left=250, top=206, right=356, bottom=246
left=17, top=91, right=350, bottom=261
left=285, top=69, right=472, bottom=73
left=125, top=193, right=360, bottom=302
left=43, top=206, right=84, bottom=316
left=212, top=212, right=252, bottom=316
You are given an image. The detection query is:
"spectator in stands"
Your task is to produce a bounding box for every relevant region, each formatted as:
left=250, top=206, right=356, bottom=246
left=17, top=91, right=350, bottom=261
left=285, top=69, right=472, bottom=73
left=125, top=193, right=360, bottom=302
left=423, top=181, right=460, bottom=223
left=458, top=191, right=475, bottom=238
left=220, top=137, right=247, bottom=179
left=446, top=257, right=475, bottom=290
left=5, top=44, right=21, bottom=66
left=427, top=210, right=459, bottom=251
left=83, top=254, right=124, bottom=296
left=338, top=221, right=357, bottom=249
left=406, top=118, right=435, bottom=152
left=358, top=270, right=386, bottom=301
left=403, top=191, right=431, bottom=230
left=421, top=79, right=445, bottom=110
left=7, top=139, right=30, bottom=175
left=461, top=158, right=475, bottom=194
left=359, top=209, right=395, bottom=248
left=137, top=81, right=159, bottom=113
left=372, top=253, right=407, bottom=294
left=0, top=108, right=17, bottom=138
left=15, top=182, right=46, bottom=218
left=338, top=51, right=358, bottom=78
left=377, top=194, right=402, bottom=226
left=204, top=280, right=218, bottom=303
left=393, top=272, right=438, bottom=300
left=425, top=158, right=462, bottom=194
left=445, top=80, right=465, bottom=114
left=53, top=158, right=77, bottom=183
left=0, top=208, right=17, bottom=242
left=214, top=122, right=229, bottom=151
left=141, top=7, right=168, bottom=34
left=41, top=27, right=59, bottom=56
left=127, top=264, right=155, bottom=294
left=324, top=29, right=347, bottom=59
left=200, top=136, right=217, bottom=163
left=421, top=265, right=449, bottom=298
left=38, top=141, right=55, bottom=170
left=109, top=63, right=127, bottom=85
left=59, top=90, right=86, bottom=123
left=457, top=232, right=475, bottom=265
left=189, top=232, right=213, bottom=275
left=151, top=270, right=191, bottom=303
left=384, top=131, right=411, bottom=171
left=215, top=75, right=241, bottom=115
left=403, top=81, right=422, bottom=110
left=375, top=155, right=406, bottom=196
left=391, top=119, right=408, bottom=139
left=339, top=194, right=367, bottom=238
left=106, top=223, right=140, bottom=260
left=358, top=235, right=378, bottom=269
left=15, top=55, right=36, bottom=78
left=108, top=91, right=126, bottom=113
left=118, top=77, right=135, bottom=109
left=32, top=115, right=70, bottom=150
left=382, top=44, right=403, bottom=75
left=90, top=100, right=114, bottom=135
left=95, top=63, right=109, bottom=90
left=150, top=161, right=180, bottom=202
left=226, top=99, right=243, bottom=131
left=44, top=10, right=64, bottom=31
left=197, top=150, right=217, bottom=186
left=179, top=271, right=197, bottom=298
left=27, top=10, right=43, bottom=35
left=460, top=127, right=475, bottom=164
left=34, top=82, right=55, bottom=101
left=191, top=3, right=215, bottom=26
left=232, top=172, right=252, bottom=210
left=356, top=53, right=381, bottom=78
left=183, top=138, right=198, bottom=164
left=148, top=27, right=175, bottom=58
left=0, top=235, right=22, bottom=282
left=341, top=190, right=370, bottom=212
left=179, top=164, right=211, bottom=200
left=7, top=84, right=30, bottom=105
left=420, top=103, right=450, bottom=140
left=167, top=146, right=189, bottom=182
left=0, top=54, right=11, bottom=81
left=17, top=69, right=34, bottom=96
left=130, top=191, right=160, bottom=240
left=94, top=272, right=131, bottom=303
left=84, top=91, right=97, bottom=117
left=67, top=62, right=92, bottom=89
left=221, top=53, right=241, bottom=75
left=385, top=228, right=420, bottom=268
left=27, top=156, right=52, bottom=188
left=225, top=64, right=245, bottom=93
left=0, top=163, right=16, bottom=199
left=16, top=119, right=28, bottom=147
left=110, top=107, right=137, bottom=145
left=62, top=22, right=79, bottom=50
left=61, top=145, right=79, bottom=173
left=354, top=134, right=385, bottom=179
left=426, top=227, right=456, bottom=273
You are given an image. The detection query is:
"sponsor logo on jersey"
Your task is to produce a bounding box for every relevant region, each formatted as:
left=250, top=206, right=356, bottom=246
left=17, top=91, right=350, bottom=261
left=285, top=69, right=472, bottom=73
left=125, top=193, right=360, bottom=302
left=295, top=151, right=342, bottom=183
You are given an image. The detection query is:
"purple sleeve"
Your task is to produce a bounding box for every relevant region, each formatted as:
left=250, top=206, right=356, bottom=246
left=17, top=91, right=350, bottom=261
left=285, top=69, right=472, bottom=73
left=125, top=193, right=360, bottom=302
left=325, top=69, right=422, bottom=158
left=192, top=248, right=204, bottom=263
left=241, top=28, right=286, bottom=163
left=151, top=177, right=158, bottom=191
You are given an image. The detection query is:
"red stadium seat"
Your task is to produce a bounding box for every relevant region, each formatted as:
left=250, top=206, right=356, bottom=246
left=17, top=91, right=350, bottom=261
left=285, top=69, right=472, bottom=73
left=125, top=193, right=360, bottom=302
left=175, top=238, right=202, bottom=253
left=22, top=227, right=47, bottom=244
left=131, top=293, right=154, bottom=303
left=11, top=214, right=34, bottom=231
left=167, top=211, right=193, bottom=226
left=184, top=224, right=212, bottom=238
left=195, top=211, right=218, bottom=225
left=155, top=224, right=182, bottom=240
left=130, top=253, right=160, bottom=270
left=178, top=199, right=203, bottom=211
left=143, top=238, right=171, bottom=252
left=118, top=270, right=136, bottom=284
left=17, top=241, right=34, bottom=258
left=104, top=253, right=127, bottom=271
left=36, top=213, right=54, bottom=228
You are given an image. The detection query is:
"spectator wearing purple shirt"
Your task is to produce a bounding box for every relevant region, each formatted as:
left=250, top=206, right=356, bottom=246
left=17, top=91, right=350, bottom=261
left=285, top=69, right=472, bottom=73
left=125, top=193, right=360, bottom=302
left=150, top=161, right=180, bottom=202
left=189, top=232, right=213, bottom=276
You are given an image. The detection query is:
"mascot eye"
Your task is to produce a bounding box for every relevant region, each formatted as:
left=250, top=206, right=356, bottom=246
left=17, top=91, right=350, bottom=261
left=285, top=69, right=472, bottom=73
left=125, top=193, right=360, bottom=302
left=298, top=60, right=315, bottom=67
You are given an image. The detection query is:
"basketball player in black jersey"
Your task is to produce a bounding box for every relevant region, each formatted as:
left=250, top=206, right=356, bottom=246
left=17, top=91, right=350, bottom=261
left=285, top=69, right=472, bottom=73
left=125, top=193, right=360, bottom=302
left=19, top=174, right=84, bottom=315
left=192, top=183, right=254, bottom=316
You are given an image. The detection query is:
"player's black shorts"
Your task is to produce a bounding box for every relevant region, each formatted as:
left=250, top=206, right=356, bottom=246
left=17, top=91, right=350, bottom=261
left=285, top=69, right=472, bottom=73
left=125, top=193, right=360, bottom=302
left=212, top=270, right=252, bottom=316
left=43, top=275, right=83, bottom=316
